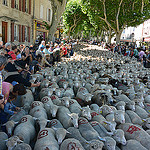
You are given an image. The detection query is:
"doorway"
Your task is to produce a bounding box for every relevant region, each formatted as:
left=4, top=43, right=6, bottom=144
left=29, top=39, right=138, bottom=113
left=2, top=21, right=8, bottom=44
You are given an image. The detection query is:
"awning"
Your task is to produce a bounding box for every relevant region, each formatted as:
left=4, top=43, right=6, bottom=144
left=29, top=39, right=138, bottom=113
left=0, top=16, right=18, bottom=22
left=120, top=39, right=132, bottom=42
left=144, top=37, right=150, bottom=42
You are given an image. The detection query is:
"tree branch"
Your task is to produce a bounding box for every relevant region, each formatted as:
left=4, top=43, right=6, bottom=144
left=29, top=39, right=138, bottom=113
left=116, top=0, right=123, bottom=32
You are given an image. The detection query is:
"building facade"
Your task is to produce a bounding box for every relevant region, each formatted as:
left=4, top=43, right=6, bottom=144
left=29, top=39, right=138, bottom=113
left=0, top=0, right=33, bottom=45
left=33, top=0, right=53, bottom=43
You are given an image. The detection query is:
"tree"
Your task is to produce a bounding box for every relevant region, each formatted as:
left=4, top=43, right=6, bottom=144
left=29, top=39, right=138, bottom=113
left=46, top=0, right=67, bottom=41
left=82, top=0, right=150, bottom=43
left=63, top=0, right=88, bottom=38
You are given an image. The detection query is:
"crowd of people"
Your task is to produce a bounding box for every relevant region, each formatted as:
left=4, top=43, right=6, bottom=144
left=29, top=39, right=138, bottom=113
left=105, top=43, right=150, bottom=68
left=0, top=39, right=75, bottom=130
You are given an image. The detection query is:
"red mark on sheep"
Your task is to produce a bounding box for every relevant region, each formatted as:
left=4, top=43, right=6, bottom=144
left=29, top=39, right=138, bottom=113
left=42, top=97, right=49, bottom=103
left=69, top=100, right=74, bottom=105
left=51, top=95, right=56, bottom=100
left=126, top=125, right=141, bottom=134
left=79, top=118, right=88, bottom=125
left=38, top=130, right=48, bottom=139
left=67, top=142, right=80, bottom=150
left=32, top=102, right=40, bottom=108
left=91, top=122, right=99, bottom=127
left=49, top=120, right=57, bottom=127
left=91, top=112, right=99, bottom=118
left=21, top=117, right=27, bottom=123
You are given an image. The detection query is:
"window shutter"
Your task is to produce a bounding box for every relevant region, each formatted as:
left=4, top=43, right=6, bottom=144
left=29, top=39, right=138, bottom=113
left=47, top=8, right=49, bottom=21
left=19, top=0, right=22, bottom=11
left=22, top=25, right=25, bottom=42
left=22, top=0, right=25, bottom=12
left=50, top=9, right=53, bottom=23
left=19, top=25, right=21, bottom=42
left=28, top=27, right=30, bottom=42
left=11, top=0, right=15, bottom=8
left=29, top=0, right=31, bottom=14
left=11, top=23, right=14, bottom=42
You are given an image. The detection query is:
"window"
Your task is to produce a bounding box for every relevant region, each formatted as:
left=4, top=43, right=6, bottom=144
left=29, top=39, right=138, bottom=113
left=25, top=0, right=28, bottom=13
left=14, top=24, right=19, bottom=41
left=3, top=0, right=7, bottom=6
left=25, top=26, right=28, bottom=42
left=40, top=5, right=44, bottom=18
left=47, top=9, right=51, bottom=22
left=15, top=0, right=19, bottom=9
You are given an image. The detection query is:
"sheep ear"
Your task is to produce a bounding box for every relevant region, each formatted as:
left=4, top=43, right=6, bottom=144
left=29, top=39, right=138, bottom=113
left=2, top=123, right=6, bottom=126
left=4, top=139, right=8, bottom=142
left=47, top=120, right=51, bottom=123
left=67, top=113, right=72, bottom=117
left=87, top=105, right=89, bottom=108
left=14, top=122, right=19, bottom=125
left=17, top=139, right=24, bottom=143
left=33, top=117, right=39, bottom=121
left=66, top=130, right=71, bottom=134
left=85, top=141, right=91, bottom=144
left=98, top=136, right=106, bottom=142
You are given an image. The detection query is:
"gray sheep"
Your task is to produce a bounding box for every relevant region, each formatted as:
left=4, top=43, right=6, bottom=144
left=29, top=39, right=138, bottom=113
left=13, top=143, right=32, bottom=150
left=121, top=139, right=147, bottom=150
left=13, top=115, right=36, bottom=144
left=0, top=132, right=8, bottom=150
left=60, top=138, right=85, bottom=150
left=34, top=128, right=59, bottom=150
left=57, top=106, right=79, bottom=128
left=118, top=123, right=150, bottom=150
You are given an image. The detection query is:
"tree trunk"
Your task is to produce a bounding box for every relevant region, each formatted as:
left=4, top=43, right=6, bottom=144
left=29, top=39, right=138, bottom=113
left=116, top=32, right=121, bottom=44
left=48, top=0, right=67, bottom=41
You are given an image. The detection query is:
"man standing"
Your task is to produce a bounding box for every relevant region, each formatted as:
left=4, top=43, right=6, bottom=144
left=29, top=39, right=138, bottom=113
left=8, top=46, right=17, bottom=60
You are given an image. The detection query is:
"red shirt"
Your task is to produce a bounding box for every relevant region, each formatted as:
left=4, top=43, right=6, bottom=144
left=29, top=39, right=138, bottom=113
left=8, top=51, right=16, bottom=60
left=63, top=47, right=67, bottom=55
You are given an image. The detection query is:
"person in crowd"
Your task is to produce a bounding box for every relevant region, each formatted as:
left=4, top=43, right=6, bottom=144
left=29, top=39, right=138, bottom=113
left=139, top=49, right=145, bottom=63
left=63, top=44, right=67, bottom=57
left=36, top=46, right=45, bottom=56
left=0, top=82, right=26, bottom=126
left=8, top=45, right=18, bottom=60
left=39, top=40, right=45, bottom=50
left=4, top=60, right=40, bottom=87
left=16, top=49, right=22, bottom=60
left=133, top=47, right=139, bottom=58
left=5, top=43, right=11, bottom=54
left=146, top=51, right=150, bottom=68
left=43, top=45, right=53, bottom=55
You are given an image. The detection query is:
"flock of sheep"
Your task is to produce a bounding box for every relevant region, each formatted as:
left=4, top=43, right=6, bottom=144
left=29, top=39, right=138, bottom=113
left=1, top=45, right=150, bottom=150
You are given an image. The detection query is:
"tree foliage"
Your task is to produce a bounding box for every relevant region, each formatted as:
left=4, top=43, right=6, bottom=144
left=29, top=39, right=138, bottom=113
left=63, top=0, right=89, bottom=37
left=81, top=0, right=150, bottom=43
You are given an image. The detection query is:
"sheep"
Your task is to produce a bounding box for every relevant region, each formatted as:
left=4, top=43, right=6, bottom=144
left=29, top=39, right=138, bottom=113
left=63, top=87, right=75, bottom=98
left=20, top=90, right=34, bottom=113
left=60, top=138, right=85, bottom=150
left=52, top=127, right=69, bottom=145
left=0, top=132, right=8, bottom=150
left=115, top=101, right=126, bottom=111
left=47, top=119, right=64, bottom=128
left=112, top=129, right=127, bottom=145
left=91, top=110, right=117, bottom=132
left=13, top=143, right=32, bottom=150
left=39, top=88, right=53, bottom=100
left=6, top=136, right=23, bottom=150
left=101, top=137, right=116, bottom=150
left=90, top=104, right=100, bottom=113
left=58, top=79, right=68, bottom=89
left=144, top=95, right=150, bottom=103
left=135, top=105, right=150, bottom=119
left=3, top=120, right=18, bottom=136
left=121, top=139, right=147, bottom=150
left=41, top=96, right=59, bottom=118
left=125, top=110, right=143, bottom=125
left=76, top=87, right=93, bottom=103
left=67, top=127, right=104, bottom=150
left=34, top=128, right=59, bottom=150
left=78, top=117, right=101, bottom=141
left=118, top=123, right=150, bottom=150
left=57, top=106, right=79, bottom=129
left=13, top=115, right=36, bottom=144
left=9, top=109, right=26, bottom=122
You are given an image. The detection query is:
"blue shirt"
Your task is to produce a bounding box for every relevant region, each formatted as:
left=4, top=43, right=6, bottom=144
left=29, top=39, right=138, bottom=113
left=4, top=102, right=16, bottom=115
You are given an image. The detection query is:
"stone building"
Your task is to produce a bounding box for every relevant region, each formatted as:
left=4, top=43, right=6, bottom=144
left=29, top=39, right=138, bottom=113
left=0, top=0, right=33, bottom=45
left=33, top=0, right=53, bottom=43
